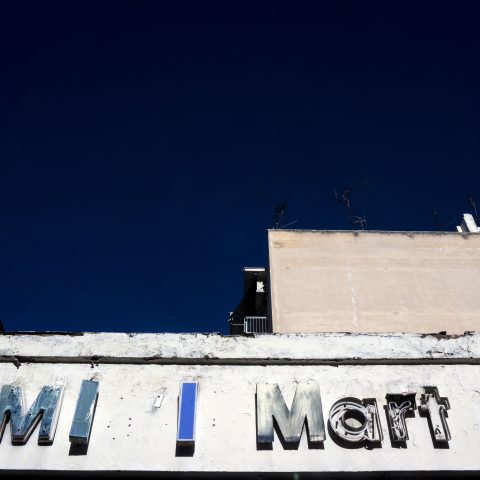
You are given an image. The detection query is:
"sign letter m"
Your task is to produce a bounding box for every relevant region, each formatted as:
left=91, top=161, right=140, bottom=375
left=0, top=384, right=64, bottom=445
left=256, top=382, right=325, bottom=447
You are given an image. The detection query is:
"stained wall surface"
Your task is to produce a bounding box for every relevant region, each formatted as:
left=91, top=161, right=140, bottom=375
left=268, top=230, right=480, bottom=334
left=0, top=332, right=479, bottom=476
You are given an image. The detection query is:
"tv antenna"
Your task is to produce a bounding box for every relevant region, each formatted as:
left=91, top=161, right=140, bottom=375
left=467, top=195, right=478, bottom=221
left=263, top=189, right=298, bottom=229
left=334, top=179, right=371, bottom=230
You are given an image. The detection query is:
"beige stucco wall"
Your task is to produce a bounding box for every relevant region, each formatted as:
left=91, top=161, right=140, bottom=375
left=268, top=230, right=480, bottom=334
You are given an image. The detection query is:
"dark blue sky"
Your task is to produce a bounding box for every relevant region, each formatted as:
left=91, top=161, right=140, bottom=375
left=1, top=2, right=479, bottom=333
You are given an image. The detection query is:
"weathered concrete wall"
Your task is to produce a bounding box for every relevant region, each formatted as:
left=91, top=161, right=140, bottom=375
left=0, top=333, right=479, bottom=475
left=2, top=331, right=480, bottom=363
left=268, top=230, right=480, bottom=334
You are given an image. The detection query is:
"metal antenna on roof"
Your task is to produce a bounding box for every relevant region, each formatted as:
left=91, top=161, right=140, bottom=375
left=334, top=179, right=371, bottom=231
left=262, top=189, right=298, bottom=229
left=467, top=195, right=478, bottom=221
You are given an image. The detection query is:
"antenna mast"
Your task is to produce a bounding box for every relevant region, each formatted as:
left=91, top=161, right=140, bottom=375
left=334, top=179, right=371, bottom=231
left=263, top=190, right=298, bottom=229
left=467, top=195, right=478, bottom=221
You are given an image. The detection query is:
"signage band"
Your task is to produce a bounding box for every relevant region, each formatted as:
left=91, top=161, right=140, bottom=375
left=0, top=381, right=450, bottom=452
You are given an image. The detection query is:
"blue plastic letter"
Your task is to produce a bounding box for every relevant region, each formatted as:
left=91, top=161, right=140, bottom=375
left=176, top=382, right=198, bottom=447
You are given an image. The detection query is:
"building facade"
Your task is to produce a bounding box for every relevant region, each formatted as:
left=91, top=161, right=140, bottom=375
left=268, top=229, right=480, bottom=334
left=2, top=220, right=480, bottom=478
left=1, top=332, right=480, bottom=478
left=231, top=221, right=480, bottom=336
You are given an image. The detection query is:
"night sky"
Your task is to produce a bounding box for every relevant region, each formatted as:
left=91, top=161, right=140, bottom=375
left=1, top=2, right=479, bottom=333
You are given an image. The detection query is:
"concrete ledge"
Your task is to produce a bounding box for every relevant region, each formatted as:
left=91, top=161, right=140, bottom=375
left=0, top=331, right=479, bottom=365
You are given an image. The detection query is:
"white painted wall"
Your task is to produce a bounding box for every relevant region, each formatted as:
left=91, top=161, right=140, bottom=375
left=0, top=333, right=479, bottom=474
left=2, top=332, right=480, bottom=362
